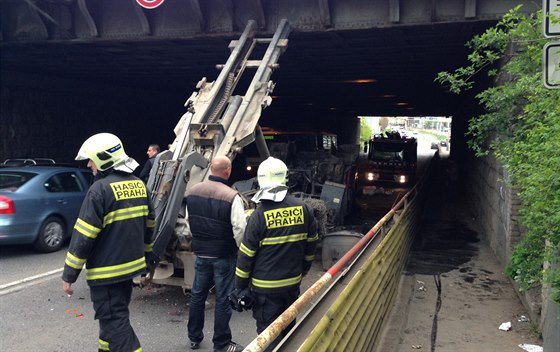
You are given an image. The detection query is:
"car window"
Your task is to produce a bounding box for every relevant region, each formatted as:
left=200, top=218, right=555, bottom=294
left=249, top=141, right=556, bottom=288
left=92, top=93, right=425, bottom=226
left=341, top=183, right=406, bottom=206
left=80, top=171, right=94, bottom=187
left=0, top=171, right=38, bottom=191
left=44, top=172, right=84, bottom=193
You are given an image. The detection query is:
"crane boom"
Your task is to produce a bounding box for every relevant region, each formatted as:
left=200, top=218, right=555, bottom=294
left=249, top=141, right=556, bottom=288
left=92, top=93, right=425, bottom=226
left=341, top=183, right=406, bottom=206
left=143, top=19, right=291, bottom=289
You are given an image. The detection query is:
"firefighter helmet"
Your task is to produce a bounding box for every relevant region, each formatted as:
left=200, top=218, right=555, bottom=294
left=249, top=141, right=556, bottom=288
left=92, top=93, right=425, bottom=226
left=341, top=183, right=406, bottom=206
left=257, top=156, right=288, bottom=188
left=76, top=133, right=138, bottom=173
left=252, top=157, right=288, bottom=202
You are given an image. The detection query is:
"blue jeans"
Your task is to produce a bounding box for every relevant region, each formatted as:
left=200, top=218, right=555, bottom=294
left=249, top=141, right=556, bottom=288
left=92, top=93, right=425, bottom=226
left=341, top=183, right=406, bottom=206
left=188, top=255, right=236, bottom=349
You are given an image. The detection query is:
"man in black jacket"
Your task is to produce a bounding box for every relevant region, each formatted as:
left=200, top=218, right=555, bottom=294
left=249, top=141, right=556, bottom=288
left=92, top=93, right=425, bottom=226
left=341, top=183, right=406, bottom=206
left=234, top=157, right=318, bottom=352
left=138, top=143, right=159, bottom=183
left=186, top=155, right=247, bottom=352
left=62, top=133, right=155, bottom=352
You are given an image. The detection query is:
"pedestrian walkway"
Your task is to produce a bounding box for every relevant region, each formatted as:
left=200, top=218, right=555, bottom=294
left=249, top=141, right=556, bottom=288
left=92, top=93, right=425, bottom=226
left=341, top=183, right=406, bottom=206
left=377, top=161, right=543, bottom=352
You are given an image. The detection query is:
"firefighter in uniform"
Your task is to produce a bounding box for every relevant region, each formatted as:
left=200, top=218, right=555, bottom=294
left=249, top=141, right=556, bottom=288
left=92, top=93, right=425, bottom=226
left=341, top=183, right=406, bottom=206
left=233, top=157, right=318, bottom=352
left=62, top=133, right=155, bottom=352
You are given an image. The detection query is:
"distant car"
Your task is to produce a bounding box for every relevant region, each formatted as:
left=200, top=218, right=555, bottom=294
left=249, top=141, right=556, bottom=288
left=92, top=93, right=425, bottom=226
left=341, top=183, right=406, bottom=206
left=0, top=165, right=93, bottom=252
left=431, top=141, right=439, bottom=150
left=440, top=140, right=448, bottom=147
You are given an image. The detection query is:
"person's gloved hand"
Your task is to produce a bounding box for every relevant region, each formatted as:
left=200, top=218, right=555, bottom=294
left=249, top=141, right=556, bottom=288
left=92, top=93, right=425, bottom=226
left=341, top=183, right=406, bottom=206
left=145, top=252, right=159, bottom=272
left=229, top=289, right=244, bottom=312
left=138, top=252, right=160, bottom=286
left=239, top=288, right=254, bottom=310
left=228, top=288, right=254, bottom=312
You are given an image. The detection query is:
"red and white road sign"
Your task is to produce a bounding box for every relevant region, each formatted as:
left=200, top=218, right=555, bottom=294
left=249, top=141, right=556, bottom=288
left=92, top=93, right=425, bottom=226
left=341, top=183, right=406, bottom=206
left=136, top=0, right=165, bottom=9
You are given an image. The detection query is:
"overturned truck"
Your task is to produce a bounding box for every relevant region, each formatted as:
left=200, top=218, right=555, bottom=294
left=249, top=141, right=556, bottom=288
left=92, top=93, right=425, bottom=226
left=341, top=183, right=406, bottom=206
left=234, top=128, right=359, bottom=229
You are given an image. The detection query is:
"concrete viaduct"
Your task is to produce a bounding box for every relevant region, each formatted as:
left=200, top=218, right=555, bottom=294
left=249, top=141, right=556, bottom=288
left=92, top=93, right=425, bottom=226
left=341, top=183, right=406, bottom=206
left=1, top=0, right=539, bottom=158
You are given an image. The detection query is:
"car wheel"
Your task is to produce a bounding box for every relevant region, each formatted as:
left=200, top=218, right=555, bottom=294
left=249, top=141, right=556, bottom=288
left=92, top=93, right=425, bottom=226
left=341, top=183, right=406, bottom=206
left=34, top=216, right=66, bottom=253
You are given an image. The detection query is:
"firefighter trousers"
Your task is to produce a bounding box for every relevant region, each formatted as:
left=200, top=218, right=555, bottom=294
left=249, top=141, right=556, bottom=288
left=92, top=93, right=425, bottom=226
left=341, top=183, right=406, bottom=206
left=90, top=280, right=142, bottom=352
left=252, top=289, right=299, bottom=352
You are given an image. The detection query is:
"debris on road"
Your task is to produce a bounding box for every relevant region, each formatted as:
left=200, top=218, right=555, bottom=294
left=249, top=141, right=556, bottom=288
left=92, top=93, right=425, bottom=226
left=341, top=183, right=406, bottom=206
left=65, top=308, right=85, bottom=318
left=518, top=343, right=543, bottom=352
left=498, top=321, right=512, bottom=331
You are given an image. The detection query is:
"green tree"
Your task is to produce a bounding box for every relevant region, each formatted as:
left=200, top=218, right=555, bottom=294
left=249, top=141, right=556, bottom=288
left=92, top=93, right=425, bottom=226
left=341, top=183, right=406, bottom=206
left=423, top=120, right=435, bottom=130
left=360, top=117, right=373, bottom=145
left=436, top=6, right=560, bottom=303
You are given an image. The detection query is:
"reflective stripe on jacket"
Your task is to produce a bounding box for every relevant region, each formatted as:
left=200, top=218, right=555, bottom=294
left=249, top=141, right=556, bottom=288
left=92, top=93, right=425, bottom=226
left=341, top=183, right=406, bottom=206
left=235, top=195, right=318, bottom=294
left=62, top=171, right=155, bottom=286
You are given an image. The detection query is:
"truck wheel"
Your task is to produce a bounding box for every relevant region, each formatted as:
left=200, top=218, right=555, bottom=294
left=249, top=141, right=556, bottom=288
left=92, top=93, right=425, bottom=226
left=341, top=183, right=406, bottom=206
left=34, top=216, right=66, bottom=253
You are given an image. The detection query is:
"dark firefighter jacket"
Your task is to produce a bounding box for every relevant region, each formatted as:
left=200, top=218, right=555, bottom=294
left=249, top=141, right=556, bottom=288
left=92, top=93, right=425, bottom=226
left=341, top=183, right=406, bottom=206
left=186, top=175, right=238, bottom=257
left=62, top=171, right=155, bottom=286
left=235, top=194, right=319, bottom=294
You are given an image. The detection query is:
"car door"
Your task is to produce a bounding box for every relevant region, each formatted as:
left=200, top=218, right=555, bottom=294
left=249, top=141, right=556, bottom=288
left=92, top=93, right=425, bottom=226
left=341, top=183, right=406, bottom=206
left=43, top=171, right=87, bottom=232
left=79, top=170, right=94, bottom=188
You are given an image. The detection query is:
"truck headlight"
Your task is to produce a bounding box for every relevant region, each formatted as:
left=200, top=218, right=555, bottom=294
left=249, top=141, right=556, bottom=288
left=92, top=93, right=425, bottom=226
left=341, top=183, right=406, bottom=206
left=395, top=175, right=408, bottom=183
left=366, top=172, right=379, bottom=181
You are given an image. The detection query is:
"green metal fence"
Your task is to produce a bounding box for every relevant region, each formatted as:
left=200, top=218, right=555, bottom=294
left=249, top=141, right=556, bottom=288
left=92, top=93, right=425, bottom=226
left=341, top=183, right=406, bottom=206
left=297, top=185, right=425, bottom=351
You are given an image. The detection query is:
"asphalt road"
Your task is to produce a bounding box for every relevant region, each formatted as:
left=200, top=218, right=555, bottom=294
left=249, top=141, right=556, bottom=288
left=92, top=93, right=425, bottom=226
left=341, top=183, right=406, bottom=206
left=0, top=244, right=68, bottom=286
left=0, top=252, right=256, bottom=352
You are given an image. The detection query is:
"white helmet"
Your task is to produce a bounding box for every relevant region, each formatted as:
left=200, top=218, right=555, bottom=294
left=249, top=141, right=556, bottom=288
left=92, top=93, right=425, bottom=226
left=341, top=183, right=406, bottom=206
left=252, top=157, right=288, bottom=203
left=76, top=133, right=139, bottom=173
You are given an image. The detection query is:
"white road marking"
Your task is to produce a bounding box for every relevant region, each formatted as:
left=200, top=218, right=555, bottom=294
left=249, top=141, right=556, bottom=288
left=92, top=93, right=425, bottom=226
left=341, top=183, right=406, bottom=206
left=0, top=268, right=63, bottom=296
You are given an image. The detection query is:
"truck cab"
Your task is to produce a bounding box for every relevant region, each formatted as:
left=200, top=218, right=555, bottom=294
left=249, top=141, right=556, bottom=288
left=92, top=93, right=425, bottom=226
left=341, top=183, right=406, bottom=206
left=356, top=133, right=417, bottom=194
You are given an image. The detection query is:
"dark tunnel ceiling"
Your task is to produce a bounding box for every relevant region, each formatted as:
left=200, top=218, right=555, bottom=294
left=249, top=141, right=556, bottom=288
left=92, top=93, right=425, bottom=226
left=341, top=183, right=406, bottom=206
left=1, top=20, right=496, bottom=120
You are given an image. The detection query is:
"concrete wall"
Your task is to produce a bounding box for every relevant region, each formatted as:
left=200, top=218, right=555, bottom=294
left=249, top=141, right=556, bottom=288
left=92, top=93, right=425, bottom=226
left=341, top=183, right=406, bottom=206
left=1, top=71, right=183, bottom=164
left=543, top=257, right=560, bottom=351
left=463, top=151, right=542, bottom=318
left=464, top=152, right=521, bottom=265
left=463, top=150, right=560, bottom=343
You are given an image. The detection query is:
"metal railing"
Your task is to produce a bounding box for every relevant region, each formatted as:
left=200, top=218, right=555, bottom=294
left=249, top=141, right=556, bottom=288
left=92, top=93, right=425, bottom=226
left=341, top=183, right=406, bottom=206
left=242, top=158, right=433, bottom=351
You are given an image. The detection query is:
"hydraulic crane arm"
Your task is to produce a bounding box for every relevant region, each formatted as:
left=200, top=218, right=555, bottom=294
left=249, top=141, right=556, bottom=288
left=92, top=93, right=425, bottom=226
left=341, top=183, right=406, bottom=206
left=145, top=20, right=291, bottom=288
